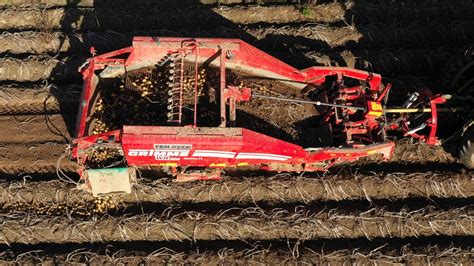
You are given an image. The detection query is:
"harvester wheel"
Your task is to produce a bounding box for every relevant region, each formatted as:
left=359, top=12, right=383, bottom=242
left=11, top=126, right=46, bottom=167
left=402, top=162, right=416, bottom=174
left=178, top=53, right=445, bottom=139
left=460, top=126, right=474, bottom=170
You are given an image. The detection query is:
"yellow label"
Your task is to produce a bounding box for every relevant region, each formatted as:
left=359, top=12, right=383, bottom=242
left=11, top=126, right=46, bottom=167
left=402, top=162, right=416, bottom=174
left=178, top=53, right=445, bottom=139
left=367, top=150, right=377, bottom=155
left=210, top=163, right=226, bottom=167
left=160, top=163, right=177, bottom=166
left=237, top=162, right=249, bottom=166
left=368, top=111, right=383, bottom=117
left=371, top=102, right=383, bottom=111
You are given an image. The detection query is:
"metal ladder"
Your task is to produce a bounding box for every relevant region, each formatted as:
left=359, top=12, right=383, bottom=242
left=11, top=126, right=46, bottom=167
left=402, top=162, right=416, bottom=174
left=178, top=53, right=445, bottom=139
left=166, top=53, right=185, bottom=124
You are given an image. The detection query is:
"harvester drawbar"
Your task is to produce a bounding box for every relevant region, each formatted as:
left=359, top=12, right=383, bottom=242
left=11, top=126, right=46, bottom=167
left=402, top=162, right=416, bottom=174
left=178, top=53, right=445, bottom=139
left=70, top=37, right=473, bottom=196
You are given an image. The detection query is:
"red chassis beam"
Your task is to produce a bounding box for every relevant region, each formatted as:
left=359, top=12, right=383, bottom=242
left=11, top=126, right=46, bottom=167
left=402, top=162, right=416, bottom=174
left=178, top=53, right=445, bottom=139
left=74, top=126, right=394, bottom=173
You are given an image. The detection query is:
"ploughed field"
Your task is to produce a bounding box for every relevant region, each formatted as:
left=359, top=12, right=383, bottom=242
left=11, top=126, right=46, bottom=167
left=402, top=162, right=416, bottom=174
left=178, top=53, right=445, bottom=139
left=1, top=0, right=473, bottom=264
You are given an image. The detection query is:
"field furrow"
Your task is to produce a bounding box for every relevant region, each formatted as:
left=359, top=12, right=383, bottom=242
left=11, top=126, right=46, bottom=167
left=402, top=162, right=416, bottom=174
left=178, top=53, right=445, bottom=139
left=1, top=243, right=473, bottom=265
left=246, top=21, right=474, bottom=50
left=0, top=143, right=76, bottom=174
left=1, top=0, right=287, bottom=7
left=295, top=47, right=462, bottom=75
left=0, top=57, right=82, bottom=82
left=0, top=207, right=472, bottom=245
left=1, top=4, right=473, bottom=31
left=3, top=21, right=474, bottom=55
left=1, top=171, right=472, bottom=208
left=0, top=31, right=130, bottom=55
left=0, top=85, right=80, bottom=115
left=387, top=139, right=455, bottom=164
left=0, top=115, right=72, bottom=143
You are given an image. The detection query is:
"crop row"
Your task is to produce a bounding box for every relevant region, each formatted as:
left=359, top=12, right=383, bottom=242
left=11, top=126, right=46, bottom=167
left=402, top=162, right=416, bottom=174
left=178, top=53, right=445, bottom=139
left=1, top=242, right=472, bottom=265
left=0, top=206, right=472, bottom=245
left=1, top=170, right=471, bottom=209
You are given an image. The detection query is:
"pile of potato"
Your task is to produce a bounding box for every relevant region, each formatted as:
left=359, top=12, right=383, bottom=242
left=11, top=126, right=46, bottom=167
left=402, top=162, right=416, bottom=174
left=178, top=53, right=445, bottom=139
left=89, top=63, right=211, bottom=135
left=86, top=146, right=123, bottom=168
left=4, top=196, right=120, bottom=216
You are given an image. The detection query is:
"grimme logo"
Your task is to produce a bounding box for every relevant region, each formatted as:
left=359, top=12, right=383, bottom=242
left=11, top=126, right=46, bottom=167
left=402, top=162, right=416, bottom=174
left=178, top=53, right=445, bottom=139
left=128, top=144, right=192, bottom=160
left=154, top=144, right=192, bottom=150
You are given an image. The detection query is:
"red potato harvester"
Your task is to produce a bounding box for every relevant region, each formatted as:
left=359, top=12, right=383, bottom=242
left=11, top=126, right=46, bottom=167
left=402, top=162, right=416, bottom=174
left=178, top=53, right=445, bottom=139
left=70, top=37, right=473, bottom=196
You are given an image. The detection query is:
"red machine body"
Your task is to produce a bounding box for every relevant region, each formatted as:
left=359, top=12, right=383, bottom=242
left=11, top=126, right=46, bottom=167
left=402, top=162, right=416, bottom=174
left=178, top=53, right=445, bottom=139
left=72, top=37, right=402, bottom=185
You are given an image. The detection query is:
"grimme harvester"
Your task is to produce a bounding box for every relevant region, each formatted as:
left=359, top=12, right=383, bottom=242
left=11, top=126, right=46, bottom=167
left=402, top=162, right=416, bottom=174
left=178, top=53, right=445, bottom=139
left=71, top=37, right=474, bottom=196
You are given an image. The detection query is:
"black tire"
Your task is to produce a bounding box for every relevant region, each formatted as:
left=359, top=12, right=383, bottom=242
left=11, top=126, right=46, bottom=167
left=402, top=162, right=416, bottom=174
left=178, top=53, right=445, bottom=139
left=460, top=126, right=474, bottom=170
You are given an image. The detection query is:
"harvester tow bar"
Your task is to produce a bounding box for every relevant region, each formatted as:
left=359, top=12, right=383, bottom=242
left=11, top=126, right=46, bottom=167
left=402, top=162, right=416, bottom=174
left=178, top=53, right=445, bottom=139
left=252, top=94, right=467, bottom=114
left=252, top=93, right=365, bottom=111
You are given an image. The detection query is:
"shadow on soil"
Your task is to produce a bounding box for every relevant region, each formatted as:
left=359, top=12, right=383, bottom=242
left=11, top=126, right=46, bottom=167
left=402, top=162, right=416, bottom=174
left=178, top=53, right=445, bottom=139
left=2, top=236, right=474, bottom=260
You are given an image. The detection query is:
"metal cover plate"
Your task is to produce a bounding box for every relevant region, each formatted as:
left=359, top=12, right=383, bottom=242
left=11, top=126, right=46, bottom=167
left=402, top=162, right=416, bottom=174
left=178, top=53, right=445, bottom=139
left=87, top=168, right=132, bottom=197
left=99, top=65, right=126, bottom=78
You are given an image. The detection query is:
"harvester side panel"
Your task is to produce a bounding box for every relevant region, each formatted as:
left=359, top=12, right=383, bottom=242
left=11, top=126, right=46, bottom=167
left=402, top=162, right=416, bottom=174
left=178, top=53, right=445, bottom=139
left=121, top=126, right=307, bottom=168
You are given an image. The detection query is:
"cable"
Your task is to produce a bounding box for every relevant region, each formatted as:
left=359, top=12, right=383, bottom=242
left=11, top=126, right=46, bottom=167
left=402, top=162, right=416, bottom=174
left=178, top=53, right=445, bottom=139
left=56, top=146, right=80, bottom=185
